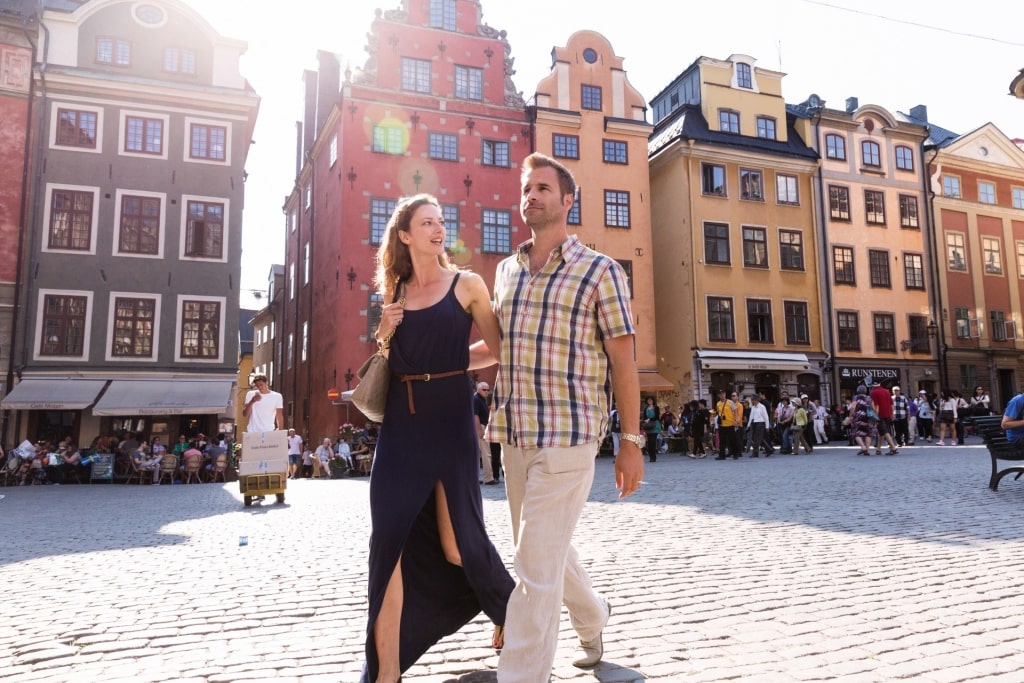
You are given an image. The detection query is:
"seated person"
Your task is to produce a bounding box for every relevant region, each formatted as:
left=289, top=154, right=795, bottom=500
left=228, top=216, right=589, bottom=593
left=335, top=439, right=354, bottom=470
left=132, top=442, right=163, bottom=484
left=1001, top=391, right=1024, bottom=446
left=314, top=438, right=333, bottom=478
left=180, top=444, right=203, bottom=480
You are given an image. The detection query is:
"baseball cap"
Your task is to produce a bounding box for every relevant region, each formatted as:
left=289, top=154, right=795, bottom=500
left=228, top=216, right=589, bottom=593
left=919, top=390, right=927, bottom=394
left=800, top=394, right=808, bottom=399
left=893, top=386, right=901, bottom=391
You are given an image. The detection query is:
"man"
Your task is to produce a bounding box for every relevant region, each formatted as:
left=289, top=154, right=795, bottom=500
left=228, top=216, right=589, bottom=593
left=891, top=386, right=911, bottom=447
left=715, top=390, right=743, bottom=460
left=1000, top=390, right=1024, bottom=446
left=747, top=394, right=772, bottom=457
left=774, top=391, right=794, bottom=454
left=472, top=382, right=497, bottom=484
left=242, top=374, right=284, bottom=501
left=481, top=153, right=643, bottom=683
left=286, top=428, right=303, bottom=480
left=131, top=441, right=163, bottom=485
left=870, top=381, right=899, bottom=455
left=812, top=398, right=829, bottom=445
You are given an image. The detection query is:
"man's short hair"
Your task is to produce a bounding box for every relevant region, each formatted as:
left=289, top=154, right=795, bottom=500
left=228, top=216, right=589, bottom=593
left=252, top=374, right=268, bottom=383
left=476, top=382, right=489, bottom=390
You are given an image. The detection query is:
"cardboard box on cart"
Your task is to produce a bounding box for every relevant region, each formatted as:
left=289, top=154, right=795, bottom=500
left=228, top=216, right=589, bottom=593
left=239, top=429, right=289, bottom=477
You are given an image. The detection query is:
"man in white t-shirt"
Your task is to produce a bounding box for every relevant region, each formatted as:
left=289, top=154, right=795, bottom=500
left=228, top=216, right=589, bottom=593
left=243, top=375, right=284, bottom=433
left=286, top=428, right=303, bottom=479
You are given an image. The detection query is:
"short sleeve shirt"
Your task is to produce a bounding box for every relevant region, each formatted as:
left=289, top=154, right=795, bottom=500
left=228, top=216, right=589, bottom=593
left=489, top=236, right=635, bottom=448
left=245, top=389, right=283, bottom=432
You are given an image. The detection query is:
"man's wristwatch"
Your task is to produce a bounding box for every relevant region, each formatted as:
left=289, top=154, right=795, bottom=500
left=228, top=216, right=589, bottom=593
left=620, top=433, right=646, bottom=449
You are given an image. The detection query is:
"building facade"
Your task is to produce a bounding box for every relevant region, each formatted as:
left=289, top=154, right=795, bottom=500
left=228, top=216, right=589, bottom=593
left=648, top=54, right=823, bottom=408
left=0, top=0, right=258, bottom=448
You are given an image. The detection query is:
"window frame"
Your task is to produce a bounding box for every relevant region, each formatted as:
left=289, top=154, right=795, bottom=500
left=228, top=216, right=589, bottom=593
left=372, top=124, right=405, bottom=155
left=604, top=190, right=631, bottom=228
left=1013, top=187, right=1024, bottom=210
left=441, top=204, right=459, bottom=249
left=903, top=252, right=925, bottom=290
left=370, top=197, right=397, bottom=245
left=36, top=290, right=91, bottom=359
left=581, top=84, right=602, bottom=110
left=454, top=64, right=483, bottom=100
left=741, top=226, right=768, bottom=268
left=942, top=174, right=961, bottom=198
left=719, top=109, right=740, bottom=134
left=52, top=105, right=101, bottom=151
left=946, top=232, right=967, bottom=271
left=401, top=57, right=432, bottom=93
left=736, top=62, right=753, bottom=89
left=779, top=229, right=804, bottom=271
left=707, top=296, right=735, bottom=343
left=898, top=194, right=919, bottom=229
left=114, top=189, right=164, bottom=257
left=703, top=222, right=731, bottom=265
left=861, top=140, right=881, bottom=168
left=746, top=298, right=774, bottom=344
left=482, top=209, right=512, bottom=254
left=96, top=36, right=131, bottom=66
left=824, top=133, right=846, bottom=160
left=482, top=138, right=509, bottom=167
left=895, top=145, right=914, bottom=171
left=181, top=195, right=228, bottom=262
left=828, top=184, right=850, bottom=221
left=121, top=112, right=167, bottom=158
left=177, top=295, right=224, bottom=363
left=44, top=184, right=98, bottom=254
left=701, top=163, right=727, bottom=197
left=428, top=131, right=458, bottom=161
left=756, top=116, right=776, bottom=140
left=837, top=311, right=860, bottom=351
left=739, top=168, right=764, bottom=201
left=982, top=236, right=1003, bottom=275
left=552, top=134, right=579, bottom=159
left=428, top=0, right=457, bottom=29
left=833, top=245, right=855, bottom=285
left=163, top=46, right=196, bottom=74
left=1017, top=241, right=1024, bottom=278
left=776, top=173, right=799, bottom=205
left=873, top=313, right=896, bottom=352
left=602, top=139, right=628, bottom=164
left=868, top=249, right=891, bottom=288
left=979, top=181, right=997, bottom=205
left=185, top=118, right=229, bottom=164
left=864, top=189, right=886, bottom=225
left=108, top=294, right=159, bottom=360
left=784, top=300, right=810, bottom=345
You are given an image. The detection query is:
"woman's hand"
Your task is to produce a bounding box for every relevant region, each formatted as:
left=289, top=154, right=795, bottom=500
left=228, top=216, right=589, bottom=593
left=377, top=300, right=406, bottom=344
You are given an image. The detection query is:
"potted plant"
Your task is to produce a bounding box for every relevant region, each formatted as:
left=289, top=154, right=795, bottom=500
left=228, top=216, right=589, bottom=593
left=328, top=456, right=349, bottom=479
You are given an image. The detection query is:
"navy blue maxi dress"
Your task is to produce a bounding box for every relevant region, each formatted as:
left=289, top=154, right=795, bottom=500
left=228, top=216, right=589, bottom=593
left=361, top=274, right=514, bottom=682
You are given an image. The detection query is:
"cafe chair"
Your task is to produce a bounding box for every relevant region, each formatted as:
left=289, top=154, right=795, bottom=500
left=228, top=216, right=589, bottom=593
left=206, top=453, right=228, bottom=483
left=124, top=455, right=145, bottom=485
left=158, top=455, right=178, bottom=485
left=182, top=453, right=203, bottom=484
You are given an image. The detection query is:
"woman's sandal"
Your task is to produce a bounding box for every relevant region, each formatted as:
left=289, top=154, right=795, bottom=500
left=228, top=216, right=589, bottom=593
left=492, top=624, right=505, bottom=652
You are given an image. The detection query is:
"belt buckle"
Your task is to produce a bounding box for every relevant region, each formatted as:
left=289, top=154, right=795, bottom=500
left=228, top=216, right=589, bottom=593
left=424, top=373, right=431, bottom=382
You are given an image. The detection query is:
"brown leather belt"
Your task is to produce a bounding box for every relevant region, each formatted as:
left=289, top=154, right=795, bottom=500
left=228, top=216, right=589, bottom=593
left=397, top=370, right=467, bottom=414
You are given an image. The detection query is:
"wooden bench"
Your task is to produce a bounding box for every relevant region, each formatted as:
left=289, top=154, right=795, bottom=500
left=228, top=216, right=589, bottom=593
left=965, top=414, right=1024, bottom=491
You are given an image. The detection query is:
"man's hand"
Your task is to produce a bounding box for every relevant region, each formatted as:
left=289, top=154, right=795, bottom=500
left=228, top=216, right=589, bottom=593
left=614, top=442, right=644, bottom=499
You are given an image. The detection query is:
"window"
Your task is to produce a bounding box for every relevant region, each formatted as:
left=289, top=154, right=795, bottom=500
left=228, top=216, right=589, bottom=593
left=908, top=315, right=930, bottom=354
left=301, top=321, right=308, bottom=363
left=401, top=57, right=431, bottom=93
left=603, top=139, right=628, bottom=164
left=861, top=140, right=881, bottom=167
left=616, top=260, right=634, bottom=298
left=873, top=313, right=896, bottom=352
left=825, top=133, right=846, bottom=160
left=302, top=242, right=310, bottom=286
left=979, top=181, right=996, bottom=205
left=184, top=200, right=224, bottom=258
left=708, top=297, right=734, bottom=342
left=719, top=110, right=739, bottom=133
left=288, top=263, right=295, bottom=300
left=833, top=246, right=855, bottom=284
left=990, top=310, right=1008, bottom=342
left=40, top=294, right=87, bottom=356
left=441, top=204, right=459, bottom=249
left=784, top=301, right=810, bottom=345
left=837, top=311, right=860, bottom=351
left=368, top=292, right=384, bottom=340
left=899, top=195, right=919, bottom=229
left=112, top=297, right=155, bottom=357
left=180, top=299, right=220, bottom=359
left=742, top=227, right=768, bottom=268
left=55, top=108, right=97, bottom=149
left=736, top=62, right=753, bottom=89
left=581, top=84, right=602, bottom=110
left=983, top=237, right=1002, bottom=274
left=482, top=139, right=509, bottom=167
left=865, top=190, right=886, bottom=225
left=1017, top=241, right=1024, bottom=278
left=429, top=0, right=456, bottom=30
left=189, top=123, right=226, bottom=161
left=776, top=173, right=798, bottom=204
left=286, top=332, right=293, bottom=369
left=329, top=134, right=338, bottom=166
left=568, top=190, right=581, bottom=226
left=903, top=253, right=925, bottom=289
left=118, top=194, right=160, bottom=255
left=779, top=230, right=804, bottom=270
left=756, top=116, right=776, bottom=140
left=740, top=169, right=763, bottom=200
left=96, top=37, right=130, bottom=66
left=553, top=134, right=579, bottom=159
left=163, top=47, right=196, bottom=74
left=482, top=209, right=511, bottom=253
left=747, top=299, right=773, bottom=343
left=372, top=124, right=404, bottom=154
left=304, top=186, right=311, bottom=210
left=942, top=175, right=961, bottom=198
left=47, top=188, right=93, bottom=251
left=954, top=307, right=972, bottom=339
left=455, top=65, right=483, bottom=100
left=868, top=249, right=890, bottom=288
left=829, top=185, right=850, bottom=220
left=604, top=190, right=630, bottom=228
left=704, top=223, right=730, bottom=264
left=895, top=145, right=914, bottom=171
left=428, top=132, right=457, bottom=161
left=124, top=116, right=163, bottom=155
left=370, top=198, right=396, bottom=245
left=947, top=232, right=967, bottom=271
left=1013, top=187, right=1024, bottom=209
left=702, top=163, right=726, bottom=196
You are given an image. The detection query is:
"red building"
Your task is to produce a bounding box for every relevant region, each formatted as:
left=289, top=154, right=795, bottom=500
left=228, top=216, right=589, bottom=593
left=280, top=0, right=530, bottom=439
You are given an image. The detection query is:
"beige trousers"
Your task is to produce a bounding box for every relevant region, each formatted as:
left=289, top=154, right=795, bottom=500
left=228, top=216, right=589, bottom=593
left=478, top=435, right=495, bottom=483
left=496, top=442, right=607, bottom=683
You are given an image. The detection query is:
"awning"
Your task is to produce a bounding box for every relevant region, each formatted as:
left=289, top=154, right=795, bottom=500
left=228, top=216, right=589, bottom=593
left=696, top=350, right=811, bottom=372
left=639, top=372, right=674, bottom=391
left=92, top=379, right=233, bottom=416
left=0, top=378, right=108, bottom=410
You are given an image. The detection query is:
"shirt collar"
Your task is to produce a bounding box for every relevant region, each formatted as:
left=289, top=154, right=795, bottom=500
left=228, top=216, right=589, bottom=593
left=515, top=234, right=583, bottom=270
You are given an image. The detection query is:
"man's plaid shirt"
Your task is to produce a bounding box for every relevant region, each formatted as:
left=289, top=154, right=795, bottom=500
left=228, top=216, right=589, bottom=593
left=893, top=395, right=909, bottom=420
left=488, top=236, right=635, bottom=449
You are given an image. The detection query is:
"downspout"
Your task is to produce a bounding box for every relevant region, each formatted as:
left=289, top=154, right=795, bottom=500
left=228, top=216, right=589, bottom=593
left=922, top=140, right=946, bottom=390
left=304, top=150, right=314, bottom=438
left=810, top=107, right=835, bottom=405
left=2, top=7, right=44, bottom=446
left=685, top=138, right=701, bottom=402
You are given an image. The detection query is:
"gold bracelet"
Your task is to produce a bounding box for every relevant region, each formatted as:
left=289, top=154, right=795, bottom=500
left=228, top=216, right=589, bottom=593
left=377, top=328, right=395, bottom=350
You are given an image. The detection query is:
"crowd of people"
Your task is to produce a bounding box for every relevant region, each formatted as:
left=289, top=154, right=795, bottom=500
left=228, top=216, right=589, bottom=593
left=277, top=423, right=380, bottom=480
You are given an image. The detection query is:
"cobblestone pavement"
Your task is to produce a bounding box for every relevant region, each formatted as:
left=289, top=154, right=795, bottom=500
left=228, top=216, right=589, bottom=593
left=2, top=439, right=1024, bottom=683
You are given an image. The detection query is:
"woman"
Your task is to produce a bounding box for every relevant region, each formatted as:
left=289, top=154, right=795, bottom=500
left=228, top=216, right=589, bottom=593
left=935, top=389, right=958, bottom=445
left=916, top=391, right=934, bottom=442
left=362, top=194, right=513, bottom=683
left=849, top=385, right=876, bottom=456
left=315, top=437, right=333, bottom=479
left=641, top=396, right=662, bottom=462
left=970, top=386, right=991, bottom=417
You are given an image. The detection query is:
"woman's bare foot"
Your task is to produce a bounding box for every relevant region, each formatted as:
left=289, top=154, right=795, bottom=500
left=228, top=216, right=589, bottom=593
left=492, top=624, right=505, bottom=651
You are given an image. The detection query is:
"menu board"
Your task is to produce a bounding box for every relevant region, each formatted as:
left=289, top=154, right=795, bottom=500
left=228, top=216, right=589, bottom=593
left=89, top=453, right=114, bottom=481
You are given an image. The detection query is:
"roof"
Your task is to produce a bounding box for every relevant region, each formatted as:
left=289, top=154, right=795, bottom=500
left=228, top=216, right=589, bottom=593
left=896, top=109, right=960, bottom=148
left=649, top=104, right=818, bottom=161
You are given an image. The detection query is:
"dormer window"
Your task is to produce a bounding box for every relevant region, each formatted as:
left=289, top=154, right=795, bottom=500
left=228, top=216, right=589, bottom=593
left=736, top=62, right=753, bottom=89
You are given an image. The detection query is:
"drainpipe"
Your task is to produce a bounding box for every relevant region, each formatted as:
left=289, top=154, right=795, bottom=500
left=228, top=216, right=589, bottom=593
left=922, top=141, right=947, bottom=390
left=685, top=139, right=702, bottom=403
left=809, top=106, right=835, bottom=406
left=304, top=150, right=314, bottom=439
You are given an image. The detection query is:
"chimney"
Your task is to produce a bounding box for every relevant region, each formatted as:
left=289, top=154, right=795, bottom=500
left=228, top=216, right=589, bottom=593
left=302, top=69, right=317, bottom=160
left=909, top=104, right=928, bottom=123
left=315, top=51, right=341, bottom=137
left=845, top=97, right=859, bottom=113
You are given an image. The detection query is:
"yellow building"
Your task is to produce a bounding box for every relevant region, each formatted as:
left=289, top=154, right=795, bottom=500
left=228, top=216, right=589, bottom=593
left=530, top=30, right=671, bottom=395
left=648, top=55, right=823, bottom=406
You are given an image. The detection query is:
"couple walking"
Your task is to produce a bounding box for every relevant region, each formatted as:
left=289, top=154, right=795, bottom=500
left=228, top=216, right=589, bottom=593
left=360, top=153, right=644, bottom=683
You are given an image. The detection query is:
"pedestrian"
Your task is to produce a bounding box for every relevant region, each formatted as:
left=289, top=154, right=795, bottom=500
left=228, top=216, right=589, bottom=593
left=641, top=396, right=662, bottom=462
left=774, top=391, right=795, bottom=454
left=999, top=389, right=1024, bottom=447
left=953, top=390, right=970, bottom=445
left=608, top=405, right=622, bottom=459
left=970, top=385, right=991, bottom=417
left=812, top=399, right=829, bottom=445
left=689, top=399, right=710, bottom=457
left=848, top=385, right=877, bottom=455
left=314, top=438, right=333, bottom=478
left=243, top=375, right=284, bottom=433
left=915, top=390, right=934, bottom=441
left=715, top=389, right=743, bottom=460
left=482, top=152, right=643, bottom=682
left=746, top=394, right=772, bottom=457
left=473, top=381, right=498, bottom=484
left=935, top=388, right=958, bottom=445
left=286, top=428, right=303, bottom=479
left=891, top=386, right=911, bottom=447
left=906, top=394, right=918, bottom=445
left=360, top=193, right=513, bottom=683
left=870, top=381, right=899, bottom=455
left=791, top=398, right=813, bottom=454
